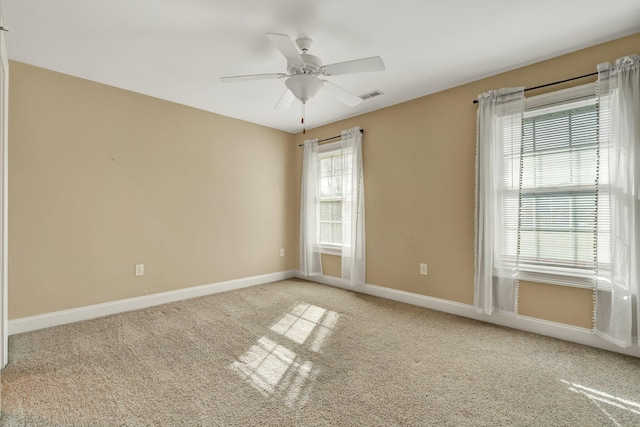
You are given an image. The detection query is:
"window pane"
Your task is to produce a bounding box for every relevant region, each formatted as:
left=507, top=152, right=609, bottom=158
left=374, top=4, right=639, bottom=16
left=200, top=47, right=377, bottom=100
left=320, top=157, right=331, bottom=175
left=319, top=202, right=331, bottom=221
left=331, top=201, right=342, bottom=221
left=501, top=191, right=519, bottom=259
left=517, top=102, right=599, bottom=273
left=331, top=223, right=342, bottom=245
left=332, top=155, right=342, bottom=173
left=318, top=150, right=344, bottom=247
left=319, top=223, right=331, bottom=244
left=319, top=177, right=332, bottom=197
left=332, top=176, right=342, bottom=195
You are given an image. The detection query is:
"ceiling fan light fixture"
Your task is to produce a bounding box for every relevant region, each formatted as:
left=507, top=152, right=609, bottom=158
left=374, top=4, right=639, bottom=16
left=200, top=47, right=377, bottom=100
left=285, top=75, right=323, bottom=104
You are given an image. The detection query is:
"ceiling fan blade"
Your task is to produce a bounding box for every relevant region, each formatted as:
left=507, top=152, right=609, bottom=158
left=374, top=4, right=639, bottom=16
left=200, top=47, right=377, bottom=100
left=321, top=81, right=363, bottom=107
left=266, top=33, right=304, bottom=67
left=274, top=89, right=295, bottom=110
left=322, top=56, right=385, bottom=76
left=220, top=73, right=287, bottom=83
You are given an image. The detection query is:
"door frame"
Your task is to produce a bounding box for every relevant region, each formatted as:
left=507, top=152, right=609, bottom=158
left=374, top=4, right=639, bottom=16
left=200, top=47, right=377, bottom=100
left=0, top=8, right=9, bottom=368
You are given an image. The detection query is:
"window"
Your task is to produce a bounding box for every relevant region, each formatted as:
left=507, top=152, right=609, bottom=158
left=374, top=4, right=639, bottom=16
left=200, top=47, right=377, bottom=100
left=318, top=146, right=342, bottom=250
left=300, top=127, right=365, bottom=282
left=501, top=83, right=610, bottom=287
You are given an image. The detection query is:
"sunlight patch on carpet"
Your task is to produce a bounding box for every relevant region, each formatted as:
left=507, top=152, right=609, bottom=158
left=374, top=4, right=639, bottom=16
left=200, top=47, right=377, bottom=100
left=270, top=302, right=339, bottom=352
left=231, top=301, right=338, bottom=407
left=562, top=379, right=640, bottom=425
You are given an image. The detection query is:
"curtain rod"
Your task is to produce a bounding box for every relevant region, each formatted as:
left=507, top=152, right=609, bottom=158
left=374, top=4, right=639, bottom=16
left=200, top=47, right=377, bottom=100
left=472, top=71, right=598, bottom=104
left=298, top=128, right=364, bottom=147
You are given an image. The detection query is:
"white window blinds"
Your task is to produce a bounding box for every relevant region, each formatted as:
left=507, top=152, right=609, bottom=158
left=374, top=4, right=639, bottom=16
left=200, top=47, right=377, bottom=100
left=515, top=83, right=608, bottom=287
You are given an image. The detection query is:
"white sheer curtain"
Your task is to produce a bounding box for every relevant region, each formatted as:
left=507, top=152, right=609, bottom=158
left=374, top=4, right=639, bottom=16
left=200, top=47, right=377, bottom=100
left=596, top=55, right=640, bottom=347
left=341, top=127, right=365, bottom=286
left=474, top=88, right=524, bottom=315
left=300, top=138, right=322, bottom=276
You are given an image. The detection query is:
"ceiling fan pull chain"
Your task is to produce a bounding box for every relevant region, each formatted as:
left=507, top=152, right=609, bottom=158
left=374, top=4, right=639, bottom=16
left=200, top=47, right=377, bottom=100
left=302, top=102, right=306, bottom=134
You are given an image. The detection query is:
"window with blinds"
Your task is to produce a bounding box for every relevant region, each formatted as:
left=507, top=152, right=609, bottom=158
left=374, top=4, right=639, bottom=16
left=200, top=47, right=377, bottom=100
left=503, top=84, right=610, bottom=287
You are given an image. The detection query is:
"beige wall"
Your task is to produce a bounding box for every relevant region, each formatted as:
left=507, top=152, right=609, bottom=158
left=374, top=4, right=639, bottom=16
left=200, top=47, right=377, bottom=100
left=294, top=32, right=640, bottom=327
left=9, top=61, right=297, bottom=319
left=518, top=281, right=593, bottom=329
left=9, top=32, right=639, bottom=326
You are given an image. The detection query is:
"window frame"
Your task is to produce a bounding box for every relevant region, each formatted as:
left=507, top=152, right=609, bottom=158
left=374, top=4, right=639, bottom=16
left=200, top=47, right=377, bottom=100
left=504, top=83, right=610, bottom=288
left=317, top=141, right=343, bottom=255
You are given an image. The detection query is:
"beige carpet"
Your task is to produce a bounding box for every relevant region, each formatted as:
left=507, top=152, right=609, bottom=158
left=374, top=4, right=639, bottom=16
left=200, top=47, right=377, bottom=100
left=1, top=279, right=639, bottom=426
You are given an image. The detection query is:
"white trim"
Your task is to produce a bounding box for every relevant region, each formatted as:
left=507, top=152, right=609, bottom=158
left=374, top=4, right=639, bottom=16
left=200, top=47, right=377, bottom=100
left=298, top=272, right=640, bottom=358
left=0, top=7, right=8, bottom=368
left=12, top=270, right=638, bottom=358
left=524, top=82, right=596, bottom=112
left=319, top=245, right=341, bottom=256
left=9, top=270, right=297, bottom=336
left=318, top=140, right=341, bottom=153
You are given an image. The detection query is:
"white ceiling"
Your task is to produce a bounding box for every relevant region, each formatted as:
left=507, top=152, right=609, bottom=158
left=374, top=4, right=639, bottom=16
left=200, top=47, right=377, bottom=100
left=2, top=0, right=640, bottom=134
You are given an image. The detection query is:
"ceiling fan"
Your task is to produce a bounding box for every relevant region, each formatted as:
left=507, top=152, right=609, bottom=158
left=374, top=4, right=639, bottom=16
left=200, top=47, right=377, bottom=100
left=220, top=33, right=385, bottom=110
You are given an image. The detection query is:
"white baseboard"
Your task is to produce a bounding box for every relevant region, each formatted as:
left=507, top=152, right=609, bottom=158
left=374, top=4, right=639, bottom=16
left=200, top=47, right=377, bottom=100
left=9, top=270, right=297, bottom=336
left=11, top=270, right=639, bottom=358
left=298, top=272, right=640, bottom=358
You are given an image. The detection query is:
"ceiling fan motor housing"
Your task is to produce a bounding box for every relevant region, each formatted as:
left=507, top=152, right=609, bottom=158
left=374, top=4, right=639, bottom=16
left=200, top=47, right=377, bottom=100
left=285, top=75, right=323, bottom=103
left=288, top=53, right=322, bottom=75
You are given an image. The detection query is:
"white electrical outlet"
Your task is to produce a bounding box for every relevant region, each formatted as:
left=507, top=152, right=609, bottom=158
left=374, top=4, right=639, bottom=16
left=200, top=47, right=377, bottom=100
left=280, top=248, right=285, bottom=257
left=135, top=264, right=144, bottom=276
left=420, top=263, right=428, bottom=276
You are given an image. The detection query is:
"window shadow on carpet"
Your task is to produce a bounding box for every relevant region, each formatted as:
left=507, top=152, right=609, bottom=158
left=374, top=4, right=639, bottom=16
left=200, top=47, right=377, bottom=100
left=231, top=302, right=339, bottom=408
left=561, top=379, right=640, bottom=425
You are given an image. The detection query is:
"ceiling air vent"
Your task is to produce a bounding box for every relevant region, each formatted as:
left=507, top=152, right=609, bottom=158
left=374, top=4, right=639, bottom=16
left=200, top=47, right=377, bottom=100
left=360, top=90, right=384, bottom=100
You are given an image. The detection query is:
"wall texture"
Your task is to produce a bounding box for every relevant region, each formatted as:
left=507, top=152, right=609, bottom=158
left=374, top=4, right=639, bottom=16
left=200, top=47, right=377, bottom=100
left=293, top=32, right=640, bottom=329
left=9, top=61, right=297, bottom=319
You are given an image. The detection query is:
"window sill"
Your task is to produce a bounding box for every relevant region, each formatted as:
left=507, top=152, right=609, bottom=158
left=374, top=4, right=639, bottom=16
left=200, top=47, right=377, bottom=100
left=517, top=269, right=596, bottom=290
left=319, top=245, right=341, bottom=256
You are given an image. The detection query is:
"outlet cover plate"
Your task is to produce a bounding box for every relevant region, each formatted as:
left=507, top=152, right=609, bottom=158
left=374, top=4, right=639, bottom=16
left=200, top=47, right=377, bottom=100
left=420, top=263, right=427, bottom=275
left=135, top=264, right=144, bottom=276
